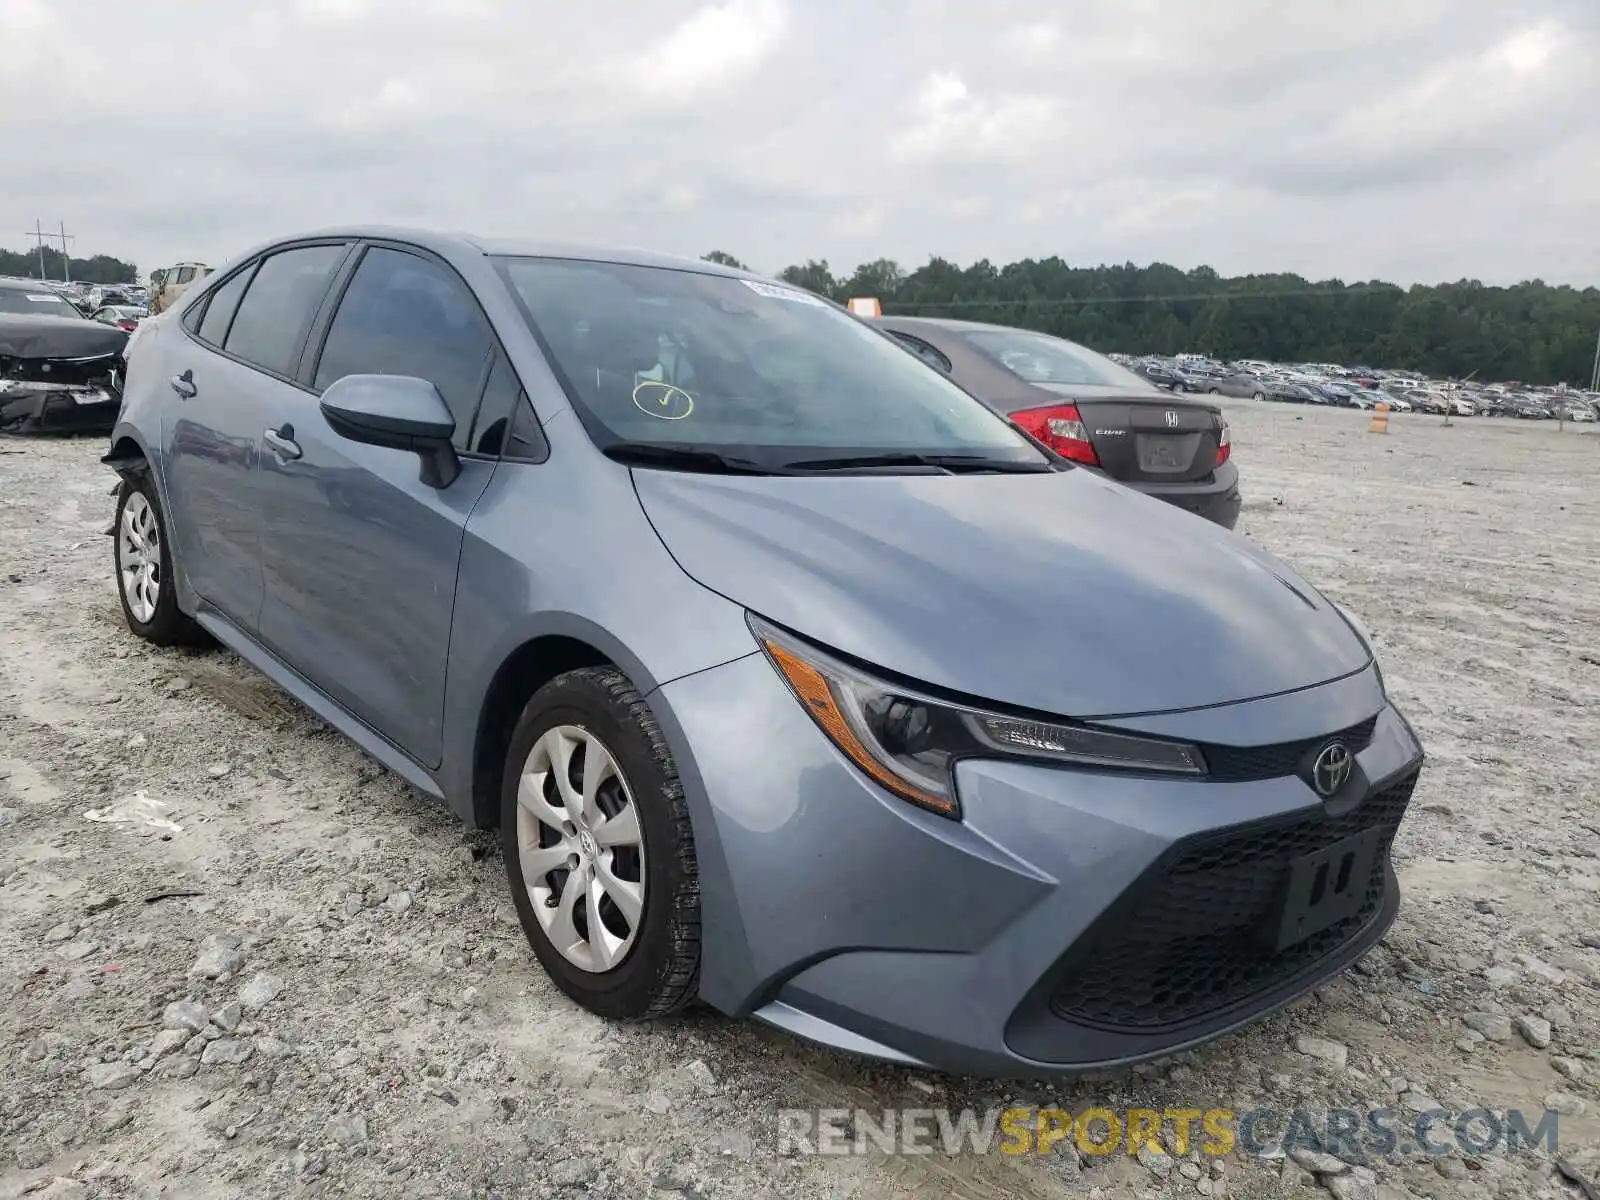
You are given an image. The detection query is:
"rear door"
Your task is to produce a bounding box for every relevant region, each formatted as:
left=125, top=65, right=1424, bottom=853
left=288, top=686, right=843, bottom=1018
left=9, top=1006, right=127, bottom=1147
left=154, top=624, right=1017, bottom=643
left=1071, top=395, right=1226, bottom=484
left=161, top=243, right=350, bottom=628
left=254, top=242, right=501, bottom=768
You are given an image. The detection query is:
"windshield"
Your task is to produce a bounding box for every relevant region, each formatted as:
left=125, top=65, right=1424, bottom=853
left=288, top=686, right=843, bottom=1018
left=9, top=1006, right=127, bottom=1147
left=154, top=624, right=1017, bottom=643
left=961, top=327, right=1153, bottom=389
left=0, top=289, right=81, bottom=320
left=496, top=257, right=1047, bottom=466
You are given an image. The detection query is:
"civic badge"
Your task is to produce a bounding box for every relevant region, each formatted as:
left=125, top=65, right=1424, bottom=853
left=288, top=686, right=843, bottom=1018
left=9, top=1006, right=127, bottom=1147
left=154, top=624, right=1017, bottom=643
left=1311, top=742, right=1353, bottom=797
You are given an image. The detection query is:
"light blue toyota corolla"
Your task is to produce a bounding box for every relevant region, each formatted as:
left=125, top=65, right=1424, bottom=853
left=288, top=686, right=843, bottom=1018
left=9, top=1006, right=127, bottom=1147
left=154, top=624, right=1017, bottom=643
left=105, top=228, right=1424, bottom=1078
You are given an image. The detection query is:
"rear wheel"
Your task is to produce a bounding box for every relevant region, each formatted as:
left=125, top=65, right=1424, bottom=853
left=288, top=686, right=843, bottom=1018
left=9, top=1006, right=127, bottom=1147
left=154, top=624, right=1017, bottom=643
left=114, top=475, right=209, bottom=646
left=501, top=667, right=700, bottom=1021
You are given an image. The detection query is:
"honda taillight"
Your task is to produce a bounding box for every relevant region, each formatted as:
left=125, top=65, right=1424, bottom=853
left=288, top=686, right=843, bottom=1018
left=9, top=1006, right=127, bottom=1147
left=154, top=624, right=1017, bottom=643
left=1010, top=404, right=1100, bottom=466
left=118, top=320, right=137, bottom=331
left=1216, top=419, right=1232, bottom=465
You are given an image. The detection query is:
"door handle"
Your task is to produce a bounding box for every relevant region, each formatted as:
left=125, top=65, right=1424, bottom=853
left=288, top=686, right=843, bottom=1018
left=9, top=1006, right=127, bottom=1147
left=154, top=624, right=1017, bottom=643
left=170, top=370, right=197, bottom=399
left=263, top=424, right=302, bottom=461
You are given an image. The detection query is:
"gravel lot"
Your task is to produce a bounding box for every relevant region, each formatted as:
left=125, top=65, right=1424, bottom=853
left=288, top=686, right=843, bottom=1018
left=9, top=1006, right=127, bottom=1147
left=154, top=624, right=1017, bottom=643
left=3, top=406, right=1599, bottom=1200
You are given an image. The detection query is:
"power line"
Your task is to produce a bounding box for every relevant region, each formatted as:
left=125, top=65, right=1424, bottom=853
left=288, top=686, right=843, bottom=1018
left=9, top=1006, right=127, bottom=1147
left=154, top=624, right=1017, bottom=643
left=21, top=219, right=74, bottom=283
left=24, top=220, right=50, bottom=280
left=57, top=221, right=75, bottom=285
left=887, top=284, right=1406, bottom=312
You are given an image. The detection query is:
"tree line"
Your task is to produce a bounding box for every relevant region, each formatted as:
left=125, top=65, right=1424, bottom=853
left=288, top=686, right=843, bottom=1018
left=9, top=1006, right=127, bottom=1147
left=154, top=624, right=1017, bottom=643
left=6, top=238, right=1593, bottom=385
left=0, top=245, right=138, bottom=285
left=704, top=251, right=1600, bottom=387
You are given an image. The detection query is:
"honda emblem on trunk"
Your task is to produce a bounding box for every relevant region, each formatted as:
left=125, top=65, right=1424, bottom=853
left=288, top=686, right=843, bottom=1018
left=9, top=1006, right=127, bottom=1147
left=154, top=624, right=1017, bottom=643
left=1164, top=410, right=1180, bottom=428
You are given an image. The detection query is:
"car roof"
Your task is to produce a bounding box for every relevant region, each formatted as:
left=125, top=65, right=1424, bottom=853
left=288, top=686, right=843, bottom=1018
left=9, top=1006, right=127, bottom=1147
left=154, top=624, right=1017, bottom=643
left=0, top=277, right=55, bottom=293
left=234, top=226, right=754, bottom=278
left=870, top=314, right=1039, bottom=336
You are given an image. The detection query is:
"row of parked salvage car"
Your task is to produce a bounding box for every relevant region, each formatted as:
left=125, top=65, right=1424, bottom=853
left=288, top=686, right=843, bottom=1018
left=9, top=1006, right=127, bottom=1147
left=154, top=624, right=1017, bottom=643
left=1118, top=352, right=1599, bottom=421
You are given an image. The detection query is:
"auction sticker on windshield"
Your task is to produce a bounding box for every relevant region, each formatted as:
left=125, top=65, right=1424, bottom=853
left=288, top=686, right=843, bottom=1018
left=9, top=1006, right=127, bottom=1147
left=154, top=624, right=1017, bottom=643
left=740, top=280, right=828, bottom=307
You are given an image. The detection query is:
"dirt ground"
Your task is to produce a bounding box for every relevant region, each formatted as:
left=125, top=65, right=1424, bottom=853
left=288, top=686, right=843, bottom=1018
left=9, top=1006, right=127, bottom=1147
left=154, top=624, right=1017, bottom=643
left=2, top=406, right=1599, bottom=1200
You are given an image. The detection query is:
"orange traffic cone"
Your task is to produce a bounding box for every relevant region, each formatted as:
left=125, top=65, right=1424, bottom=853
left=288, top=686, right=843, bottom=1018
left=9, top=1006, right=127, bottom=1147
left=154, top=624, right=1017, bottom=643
left=1369, top=402, right=1389, bottom=434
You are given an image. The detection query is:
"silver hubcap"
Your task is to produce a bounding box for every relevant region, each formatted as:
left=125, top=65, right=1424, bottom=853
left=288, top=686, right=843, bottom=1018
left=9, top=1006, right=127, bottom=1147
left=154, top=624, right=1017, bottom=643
left=516, top=725, right=646, bottom=973
left=118, top=492, right=160, bottom=624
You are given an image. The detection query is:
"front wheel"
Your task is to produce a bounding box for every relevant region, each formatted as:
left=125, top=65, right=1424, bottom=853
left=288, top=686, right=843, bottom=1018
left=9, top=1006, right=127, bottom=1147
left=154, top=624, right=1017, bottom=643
left=501, top=667, right=700, bottom=1021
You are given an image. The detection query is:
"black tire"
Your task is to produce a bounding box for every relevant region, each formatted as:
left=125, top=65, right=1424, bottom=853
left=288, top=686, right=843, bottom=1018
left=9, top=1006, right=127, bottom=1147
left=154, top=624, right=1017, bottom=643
left=112, top=474, right=209, bottom=647
left=501, top=666, right=700, bottom=1021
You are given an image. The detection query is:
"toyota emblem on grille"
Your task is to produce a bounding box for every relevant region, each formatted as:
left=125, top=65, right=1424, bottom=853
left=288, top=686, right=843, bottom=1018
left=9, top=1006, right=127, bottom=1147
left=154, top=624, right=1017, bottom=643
left=1164, top=410, right=1180, bottom=428
left=1311, top=742, right=1353, bottom=797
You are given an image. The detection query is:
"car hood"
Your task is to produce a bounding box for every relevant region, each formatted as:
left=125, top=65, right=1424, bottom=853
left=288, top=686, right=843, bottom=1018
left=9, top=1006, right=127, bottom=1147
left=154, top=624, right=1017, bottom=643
left=632, top=467, right=1370, bottom=718
left=0, top=312, right=127, bottom=361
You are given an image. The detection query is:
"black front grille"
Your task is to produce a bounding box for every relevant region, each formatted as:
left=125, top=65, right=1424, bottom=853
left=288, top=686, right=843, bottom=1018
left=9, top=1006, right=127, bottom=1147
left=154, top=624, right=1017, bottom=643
left=1048, top=771, right=1416, bottom=1030
left=1202, top=715, right=1379, bottom=782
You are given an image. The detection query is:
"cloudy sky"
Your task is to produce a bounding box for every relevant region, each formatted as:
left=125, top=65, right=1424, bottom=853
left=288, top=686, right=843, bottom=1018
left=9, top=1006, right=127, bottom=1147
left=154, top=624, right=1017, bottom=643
left=4, top=0, right=1596, bottom=286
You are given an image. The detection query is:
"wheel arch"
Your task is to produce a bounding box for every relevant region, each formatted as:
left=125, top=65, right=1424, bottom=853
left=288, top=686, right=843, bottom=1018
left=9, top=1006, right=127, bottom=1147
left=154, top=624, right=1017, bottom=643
left=467, top=632, right=620, bottom=828
left=102, top=433, right=151, bottom=476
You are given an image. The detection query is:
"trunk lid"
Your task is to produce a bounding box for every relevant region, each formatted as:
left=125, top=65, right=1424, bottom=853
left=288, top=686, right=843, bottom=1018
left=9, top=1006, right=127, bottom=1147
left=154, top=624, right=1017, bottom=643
left=1039, top=388, right=1223, bottom=484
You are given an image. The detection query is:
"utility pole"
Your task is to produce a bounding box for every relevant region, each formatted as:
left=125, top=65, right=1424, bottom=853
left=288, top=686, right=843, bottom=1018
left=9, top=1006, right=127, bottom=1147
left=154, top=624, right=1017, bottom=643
left=24, top=219, right=50, bottom=280
left=56, top=221, right=75, bottom=284
left=1591, top=325, right=1599, bottom=394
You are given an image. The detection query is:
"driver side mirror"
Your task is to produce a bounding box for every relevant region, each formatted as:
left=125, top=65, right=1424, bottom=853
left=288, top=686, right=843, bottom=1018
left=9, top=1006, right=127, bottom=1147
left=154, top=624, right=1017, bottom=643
left=320, top=374, right=460, bottom=488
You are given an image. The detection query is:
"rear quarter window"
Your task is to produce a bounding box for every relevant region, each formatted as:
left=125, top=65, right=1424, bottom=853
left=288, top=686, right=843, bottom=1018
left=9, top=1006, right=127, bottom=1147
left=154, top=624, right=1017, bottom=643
left=194, top=266, right=257, bottom=348
left=222, top=244, right=347, bottom=377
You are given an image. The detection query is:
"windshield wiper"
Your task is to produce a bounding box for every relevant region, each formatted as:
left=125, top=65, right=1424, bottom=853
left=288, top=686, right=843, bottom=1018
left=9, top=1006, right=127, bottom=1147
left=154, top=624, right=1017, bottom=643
left=603, top=442, right=784, bottom=475
left=779, top=452, right=1056, bottom=474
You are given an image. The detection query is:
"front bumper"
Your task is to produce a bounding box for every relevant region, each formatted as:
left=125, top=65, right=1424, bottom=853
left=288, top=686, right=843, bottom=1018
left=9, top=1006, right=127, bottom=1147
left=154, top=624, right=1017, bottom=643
left=653, top=653, right=1422, bottom=1078
left=1132, top=460, right=1242, bottom=529
left=0, top=381, right=121, bottom=436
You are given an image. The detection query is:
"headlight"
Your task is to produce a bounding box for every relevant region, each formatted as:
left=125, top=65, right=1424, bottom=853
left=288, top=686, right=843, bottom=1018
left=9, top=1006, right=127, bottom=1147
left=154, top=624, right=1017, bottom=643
left=749, top=615, right=1206, bottom=819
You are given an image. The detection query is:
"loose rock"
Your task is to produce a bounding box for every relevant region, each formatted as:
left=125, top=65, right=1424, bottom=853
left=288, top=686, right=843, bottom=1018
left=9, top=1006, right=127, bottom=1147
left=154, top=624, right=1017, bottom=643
left=1461, top=1011, right=1513, bottom=1042
left=1551, top=1056, right=1586, bottom=1081
left=328, top=1113, right=369, bottom=1146
left=1514, top=1014, right=1552, bottom=1048
left=1293, top=1034, right=1350, bottom=1068
left=1326, top=1166, right=1379, bottom=1200
left=147, top=1029, right=189, bottom=1060
left=189, top=933, right=245, bottom=980
left=85, top=1062, right=141, bottom=1091
left=162, top=1000, right=209, bottom=1033
left=209, top=1001, right=243, bottom=1032
left=1288, top=1147, right=1350, bottom=1176
left=237, top=972, right=285, bottom=1011
left=200, top=1039, right=254, bottom=1067
left=1545, top=1092, right=1586, bottom=1117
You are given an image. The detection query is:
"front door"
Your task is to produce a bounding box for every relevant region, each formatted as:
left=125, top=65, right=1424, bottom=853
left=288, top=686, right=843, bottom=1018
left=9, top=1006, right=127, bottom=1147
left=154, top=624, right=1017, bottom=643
left=253, top=243, right=502, bottom=767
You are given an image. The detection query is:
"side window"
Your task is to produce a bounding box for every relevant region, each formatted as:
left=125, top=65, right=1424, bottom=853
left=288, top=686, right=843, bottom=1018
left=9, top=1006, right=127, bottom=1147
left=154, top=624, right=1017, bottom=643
left=890, top=331, right=953, bottom=374
left=313, top=247, right=494, bottom=450
left=175, top=266, right=195, bottom=285
left=224, top=245, right=346, bottom=377
left=195, top=266, right=255, bottom=348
